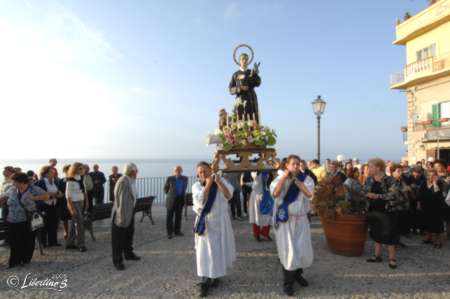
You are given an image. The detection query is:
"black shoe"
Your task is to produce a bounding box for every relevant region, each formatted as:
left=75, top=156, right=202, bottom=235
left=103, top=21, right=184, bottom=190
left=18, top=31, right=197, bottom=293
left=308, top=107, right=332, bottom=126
left=388, top=259, right=397, bottom=269
left=283, top=283, right=294, bottom=296
left=254, top=235, right=262, bottom=242
left=422, top=239, right=433, bottom=244
left=198, top=283, right=209, bottom=297
left=295, top=274, right=309, bottom=287
left=125, top=253, right=141, bottom=261
left=168, top=234, right=173, bottom=239
left=175, top=232, right=184, bottom=237
left=65, top=245, right=77, bottom=250
left=114, top=263, right=125, bottom=271
left=366, top=256, right=382, bottom=263
left=211, top=278, right=220, bottom=288
left=50, top=243, right=62, bottom=247
left=397, top=241, right=407, bottom=248
left=79, top=246, right=87, bottom=252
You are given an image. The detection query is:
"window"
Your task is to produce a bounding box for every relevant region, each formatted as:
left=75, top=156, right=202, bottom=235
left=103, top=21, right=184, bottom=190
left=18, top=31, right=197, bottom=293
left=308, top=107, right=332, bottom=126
left=416, top=44, right=437, bottom=61
left=431, top=101, right=450, bottom=128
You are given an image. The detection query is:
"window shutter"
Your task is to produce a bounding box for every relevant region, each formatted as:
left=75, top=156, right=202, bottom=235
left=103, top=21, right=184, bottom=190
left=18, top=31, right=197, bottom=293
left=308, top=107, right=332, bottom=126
left=432, top=103, right=441, bottom=127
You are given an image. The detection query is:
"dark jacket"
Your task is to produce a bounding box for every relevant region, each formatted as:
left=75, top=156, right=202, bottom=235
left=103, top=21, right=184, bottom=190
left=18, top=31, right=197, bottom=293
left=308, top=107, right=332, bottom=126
left=164, top=175, right=188, bottom=209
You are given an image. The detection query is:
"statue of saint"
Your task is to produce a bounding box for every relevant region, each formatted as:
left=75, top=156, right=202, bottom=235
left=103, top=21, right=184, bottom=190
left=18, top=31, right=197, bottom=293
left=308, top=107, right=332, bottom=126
left=229, top=45, right=261, bottom=124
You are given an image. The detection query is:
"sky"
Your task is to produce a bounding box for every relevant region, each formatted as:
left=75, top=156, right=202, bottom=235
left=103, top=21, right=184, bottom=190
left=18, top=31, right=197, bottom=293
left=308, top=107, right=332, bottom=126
left=0, top=0, right=427, bottom=161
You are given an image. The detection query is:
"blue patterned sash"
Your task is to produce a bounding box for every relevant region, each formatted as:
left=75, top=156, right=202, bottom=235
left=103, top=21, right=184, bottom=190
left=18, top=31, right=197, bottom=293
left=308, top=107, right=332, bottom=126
left=193, top=183, right=218, bottom=235
left=275, top=173, right=307, bottom=225
left=259, top=172, right=273, bottom=215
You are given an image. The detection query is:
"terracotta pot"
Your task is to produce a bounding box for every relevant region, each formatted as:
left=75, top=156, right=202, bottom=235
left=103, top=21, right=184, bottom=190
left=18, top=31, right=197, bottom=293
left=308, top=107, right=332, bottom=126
left=320, top=214, right=368, bottom=257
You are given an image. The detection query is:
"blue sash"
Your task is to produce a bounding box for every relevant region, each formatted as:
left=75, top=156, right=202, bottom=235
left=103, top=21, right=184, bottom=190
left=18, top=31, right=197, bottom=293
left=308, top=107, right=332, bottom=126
left=259, top=172, right=273, bottom=215
left=193, top=183, right=218, bottom=235
left=275, top=173, right=307, bottom=225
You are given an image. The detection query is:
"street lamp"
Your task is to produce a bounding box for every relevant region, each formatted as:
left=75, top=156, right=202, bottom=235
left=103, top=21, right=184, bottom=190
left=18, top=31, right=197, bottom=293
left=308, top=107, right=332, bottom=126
left=312, top=95, right=327, bottom=163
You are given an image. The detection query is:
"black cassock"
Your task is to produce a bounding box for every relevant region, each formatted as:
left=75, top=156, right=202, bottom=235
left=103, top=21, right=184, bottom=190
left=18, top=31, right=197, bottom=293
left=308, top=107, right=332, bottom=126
left=229, top=69, right=261, bottom=123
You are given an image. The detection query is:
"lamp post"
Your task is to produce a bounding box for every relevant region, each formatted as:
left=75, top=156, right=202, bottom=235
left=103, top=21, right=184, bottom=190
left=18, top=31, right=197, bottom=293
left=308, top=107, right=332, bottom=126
left=312, top=95, right=327, bottom=163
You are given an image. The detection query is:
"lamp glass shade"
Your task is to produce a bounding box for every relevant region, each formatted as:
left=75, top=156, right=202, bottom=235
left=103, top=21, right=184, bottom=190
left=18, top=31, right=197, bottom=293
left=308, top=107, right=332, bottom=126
left=312, top=96, right=326, bottom=116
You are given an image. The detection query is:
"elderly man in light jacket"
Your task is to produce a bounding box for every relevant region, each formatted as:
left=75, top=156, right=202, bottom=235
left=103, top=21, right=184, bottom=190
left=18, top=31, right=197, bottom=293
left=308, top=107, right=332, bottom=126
left=111, top=163, right=140, bottom=271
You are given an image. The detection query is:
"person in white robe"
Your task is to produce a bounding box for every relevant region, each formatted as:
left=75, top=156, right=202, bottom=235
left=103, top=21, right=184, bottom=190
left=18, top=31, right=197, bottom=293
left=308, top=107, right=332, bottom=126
left=192, top=161, right=236, bottom=297
left=248, top=171, right=274, bottom=241
left=270, top=155, right=315, bottom=297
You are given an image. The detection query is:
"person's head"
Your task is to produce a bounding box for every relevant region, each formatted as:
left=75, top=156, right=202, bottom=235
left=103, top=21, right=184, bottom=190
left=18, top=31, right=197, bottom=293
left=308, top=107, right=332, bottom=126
left=112, top=166, right=119, bottom=175
left=49, top=158, right=57, bottom=167
left=62, top=164, right=71, bottom=175
left=196, top=161, right=212, bottom=183
left=174, top=165, right=183, bottom=176
left=328, top=161, right=338, bottom=173
left=3, top=166, right=15, bottom=179
left=421, top=159, right=426, bottom=165
left=368, top=158, right=386, bottom=176
left=344, top=162, right=353, bottom=172
left=434, top=160, right=447, bottom=174
left=39, top=165, right=53, bottom=180
left=390, top=163, right=403, bottom=180
left=310, top=159, right=320, bottom=168
left=354, top=167, right=360, bottom=178
left=26, top=170, right=36, bottom=182
left=362, top=164, right=369, bottom=176
left=123, top=163, right=138, bottom=178
left=84, top=164, right=90, bottom=173
left=286, top=155, right=301, bottom=174
left=353, top=158, right=360, bottom=164
left=239, top=53, right=249, bottom=69
left=68, top=162, right=84, bottom=178
left=93, top=164, right=99, bottom=172
left=11, top=172, right=30, bottom=191
left=416, top=161, right=423, bottom=168
left=411, top=167, right=422, bottom=179
left=13, top=167, right=21, bottom=173
left=401, top=160, right=409, bottom=167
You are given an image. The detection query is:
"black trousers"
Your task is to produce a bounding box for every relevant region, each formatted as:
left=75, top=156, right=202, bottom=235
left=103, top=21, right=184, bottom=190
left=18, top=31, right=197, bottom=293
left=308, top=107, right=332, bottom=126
left=281, top=263, right=302, bottom=286
left=230, top=190, right=242, bottom=218
left=111, top=213, right=135, bottom=265
left=166, top=196, right=184, bottom=235
left=7, top=221, right=35, bottom=267
left=242, top=186, right=252, bottom=215
left=42, top=204, right=58, bottom=246
left=93, top=188, right=104, bottom=205
left=85, top=191, right=94, bottom=213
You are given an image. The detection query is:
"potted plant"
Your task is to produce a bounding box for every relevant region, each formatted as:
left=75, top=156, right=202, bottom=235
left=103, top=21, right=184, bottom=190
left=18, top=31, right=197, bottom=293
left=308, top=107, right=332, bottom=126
left=313, top=175, right=368, bottom=257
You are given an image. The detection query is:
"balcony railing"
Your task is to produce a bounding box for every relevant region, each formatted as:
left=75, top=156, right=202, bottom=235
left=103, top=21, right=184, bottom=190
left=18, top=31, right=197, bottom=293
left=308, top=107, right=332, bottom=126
left=390, top=52, right=450, bottom=87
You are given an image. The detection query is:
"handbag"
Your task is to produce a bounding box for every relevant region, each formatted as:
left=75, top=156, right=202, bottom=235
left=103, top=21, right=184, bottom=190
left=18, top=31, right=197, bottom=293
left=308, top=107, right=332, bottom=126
left=16, top=193, right=44, bottom=231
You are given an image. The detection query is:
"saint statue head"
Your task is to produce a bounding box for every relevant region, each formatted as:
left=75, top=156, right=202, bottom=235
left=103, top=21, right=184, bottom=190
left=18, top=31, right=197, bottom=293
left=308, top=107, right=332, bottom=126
left=239, top=53, right=249, bottom=70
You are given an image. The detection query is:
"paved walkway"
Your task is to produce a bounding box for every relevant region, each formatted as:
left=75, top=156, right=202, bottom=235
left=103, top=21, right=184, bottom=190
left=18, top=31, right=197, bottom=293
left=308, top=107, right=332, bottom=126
left=1, top=206, right=450, bottom=298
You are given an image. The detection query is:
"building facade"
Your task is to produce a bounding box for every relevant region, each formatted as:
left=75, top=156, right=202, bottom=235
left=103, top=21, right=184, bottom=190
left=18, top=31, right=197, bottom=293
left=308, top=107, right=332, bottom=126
left=391, top=0, right=450, bottom=164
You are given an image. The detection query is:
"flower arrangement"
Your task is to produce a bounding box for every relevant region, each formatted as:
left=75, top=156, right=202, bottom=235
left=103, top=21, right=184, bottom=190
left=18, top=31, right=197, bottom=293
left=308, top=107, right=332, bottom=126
left=208, top=116, right=277, bottom=151
left=312, top=175, right=368, bottom=219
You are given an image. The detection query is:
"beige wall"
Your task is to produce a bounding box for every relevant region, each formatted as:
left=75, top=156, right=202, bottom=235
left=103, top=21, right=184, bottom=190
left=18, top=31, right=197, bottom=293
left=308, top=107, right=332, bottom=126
left=406, top=21, right=450, bottom=63
left=407, top=76, right=450, bottom=162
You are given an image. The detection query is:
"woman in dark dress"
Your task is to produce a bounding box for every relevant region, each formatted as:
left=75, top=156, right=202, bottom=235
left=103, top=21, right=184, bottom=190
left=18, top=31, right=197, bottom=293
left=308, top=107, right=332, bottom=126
left=419, top=169, right=445, bottom=248
left=364, top=159, right=407, bottom=269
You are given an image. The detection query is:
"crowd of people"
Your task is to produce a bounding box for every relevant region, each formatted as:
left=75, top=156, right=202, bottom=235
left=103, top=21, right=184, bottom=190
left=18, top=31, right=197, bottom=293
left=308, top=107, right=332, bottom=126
left=2, top=155, right=450, bottom=297
left=0, top=159, right=120, bottom=268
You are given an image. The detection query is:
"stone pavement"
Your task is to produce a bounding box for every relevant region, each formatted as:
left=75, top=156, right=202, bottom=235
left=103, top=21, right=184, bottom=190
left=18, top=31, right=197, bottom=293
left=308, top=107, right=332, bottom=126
left=1, top=206, right=450, bottom=299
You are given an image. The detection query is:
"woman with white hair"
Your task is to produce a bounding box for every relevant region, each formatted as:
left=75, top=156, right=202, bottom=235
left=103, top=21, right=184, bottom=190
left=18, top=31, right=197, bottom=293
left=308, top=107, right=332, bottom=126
left=111, top=163, right=140, bottom=271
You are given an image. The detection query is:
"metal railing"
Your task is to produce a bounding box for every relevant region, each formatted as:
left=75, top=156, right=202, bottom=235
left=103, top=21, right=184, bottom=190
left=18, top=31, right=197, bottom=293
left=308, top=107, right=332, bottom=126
left=104, top=176, right=198, bottom=205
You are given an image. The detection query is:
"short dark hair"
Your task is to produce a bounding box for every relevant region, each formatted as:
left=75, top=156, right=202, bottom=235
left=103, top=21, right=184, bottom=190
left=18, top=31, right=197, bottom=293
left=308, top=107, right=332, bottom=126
left=11, top=172, right=30, bottom=184
left=311, top=159, right=320, bottom=165
left=196, top=161, right=211, bottom=169
left=434, top=160, right=447, bottom=168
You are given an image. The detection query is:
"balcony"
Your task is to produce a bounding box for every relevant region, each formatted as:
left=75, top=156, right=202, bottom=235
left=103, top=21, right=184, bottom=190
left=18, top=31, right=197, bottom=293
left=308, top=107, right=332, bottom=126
left=390, top=52, right=450, bottom=88
left=394, top=0, right=450, bottom=45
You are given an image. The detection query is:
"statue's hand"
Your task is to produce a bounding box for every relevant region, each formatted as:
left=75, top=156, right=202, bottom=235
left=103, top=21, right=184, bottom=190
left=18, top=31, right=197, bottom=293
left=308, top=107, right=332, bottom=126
left=253, top=62, right=260, bottom=74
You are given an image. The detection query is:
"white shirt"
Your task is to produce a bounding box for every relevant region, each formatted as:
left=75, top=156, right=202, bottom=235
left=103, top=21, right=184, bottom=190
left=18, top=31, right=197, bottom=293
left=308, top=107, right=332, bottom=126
left=66, top=175, right=84, bottom=202
left=44, top=178, right=58, bottom=205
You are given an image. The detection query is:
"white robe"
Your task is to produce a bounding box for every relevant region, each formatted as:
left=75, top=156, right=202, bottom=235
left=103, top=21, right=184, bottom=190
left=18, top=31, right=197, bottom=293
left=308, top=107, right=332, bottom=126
left=192, top=178, right=236, bottom=278
left=270, top=175, right=315, bottom=271
left=248, top=174, right=272, bottom=226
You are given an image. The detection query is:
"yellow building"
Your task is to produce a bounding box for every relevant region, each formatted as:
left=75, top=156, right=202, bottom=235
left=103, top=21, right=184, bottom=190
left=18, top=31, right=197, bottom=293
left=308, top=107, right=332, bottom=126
left=391, top=0, right=450, bottom=164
